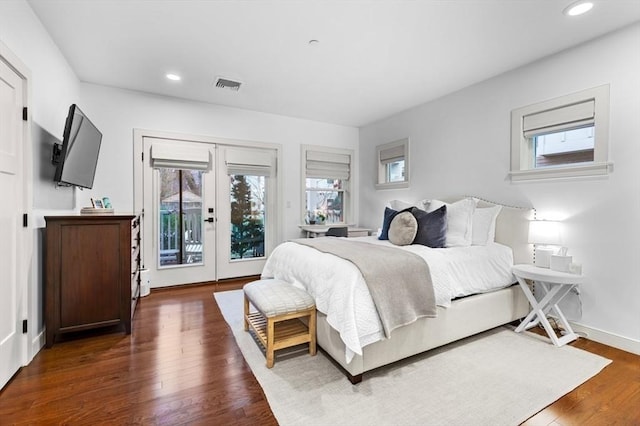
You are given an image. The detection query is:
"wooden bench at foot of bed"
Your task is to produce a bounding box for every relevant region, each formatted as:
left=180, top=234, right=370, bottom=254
left=243, top=279, right=317, bottom=368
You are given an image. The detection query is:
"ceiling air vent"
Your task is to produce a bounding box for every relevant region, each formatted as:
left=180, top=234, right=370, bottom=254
left=214, top=77, right=242, bottom=91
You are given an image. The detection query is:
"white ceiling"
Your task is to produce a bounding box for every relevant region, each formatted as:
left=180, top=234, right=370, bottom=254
left=27, top=0, right=640, bottom=127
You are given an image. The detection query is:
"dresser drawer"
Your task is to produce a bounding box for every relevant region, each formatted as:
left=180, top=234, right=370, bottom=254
left=130, top=215, right=141, bottom=320
left=131, top=269, right=140, bottom=298
left=131, top=245, right=140, bottom=272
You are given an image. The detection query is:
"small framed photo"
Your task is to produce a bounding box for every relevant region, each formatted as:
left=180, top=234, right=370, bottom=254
left=102, top=197, right=112, bottom=209
left=91, top=198, right=104, bottom=208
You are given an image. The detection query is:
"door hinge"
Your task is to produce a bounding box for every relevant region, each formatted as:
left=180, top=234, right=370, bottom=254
left=141, top=152, right=144, bottom=162
left=23, top=213, right=28, bottom=227
left=22, top=107, right=28, bottom=121
left=22, top=319, right=27, bottom=334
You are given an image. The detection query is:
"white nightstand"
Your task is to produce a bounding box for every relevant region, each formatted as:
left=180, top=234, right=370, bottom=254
left=512, top=264, right=585, bottom=347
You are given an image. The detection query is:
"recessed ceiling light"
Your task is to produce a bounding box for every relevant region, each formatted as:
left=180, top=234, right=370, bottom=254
left=563, top=1, right=594, bottom=16
left=166, top=73, right=181, bottom=81
left=308, top=39, right=320, bottom=46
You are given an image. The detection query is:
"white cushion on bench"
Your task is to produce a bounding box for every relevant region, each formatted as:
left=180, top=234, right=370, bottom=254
left=243, top=279, right=315, bottom=317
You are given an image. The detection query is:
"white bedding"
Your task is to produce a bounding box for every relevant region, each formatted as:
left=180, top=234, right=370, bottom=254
left=261, top=236, right=515, bottom=362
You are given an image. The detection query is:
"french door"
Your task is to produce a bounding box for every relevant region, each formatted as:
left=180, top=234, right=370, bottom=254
left=138, top=134, right=279, bottom=287
left=142, top=137, right=216, bottom=287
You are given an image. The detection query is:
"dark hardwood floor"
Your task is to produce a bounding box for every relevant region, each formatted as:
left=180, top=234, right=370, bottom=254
left=1, top=280, right=638, bottom=425
left=0, top=279, right=276, bottom=425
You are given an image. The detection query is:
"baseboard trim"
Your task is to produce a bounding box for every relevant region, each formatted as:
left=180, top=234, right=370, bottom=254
left=29, top=330, right=45, bottom=363
left=570, top=321, right=640, bottom=355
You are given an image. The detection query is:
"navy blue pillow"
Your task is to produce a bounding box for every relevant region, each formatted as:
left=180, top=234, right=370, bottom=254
left=378, top=207, right=398, bottom=240
left=411, top=205, right=447, bottom=248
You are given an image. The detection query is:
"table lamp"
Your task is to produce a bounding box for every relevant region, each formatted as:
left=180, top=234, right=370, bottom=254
left=528, top=220, right=561, bottom=268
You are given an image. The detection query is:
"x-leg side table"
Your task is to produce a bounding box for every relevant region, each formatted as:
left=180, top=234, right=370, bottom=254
left=512, top=264, right=585, bottom=347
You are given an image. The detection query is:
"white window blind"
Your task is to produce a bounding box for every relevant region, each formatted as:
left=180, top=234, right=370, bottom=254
left=379, top=144, right=405, bottom=164
left=305, top=150, right=351, bottom=180
left=151, top=140, right=210, bottom=170
left=226, top=148, right=274, bottom=177
left=523, top=99, right=595, bottom=138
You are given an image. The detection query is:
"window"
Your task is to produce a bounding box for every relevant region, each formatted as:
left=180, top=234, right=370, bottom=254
left=157, top=168, right=204, bottom=267
left=510, top=85, right=611, bottom=181
left=533, top=126, right=594, bottom=168
left=376, top=138, right=409, bottom=189
left=229, top=174, right=265, bottom=260
left=302, top=145, right=352, bottom=224
left=225, top=148, right=273, bottom=261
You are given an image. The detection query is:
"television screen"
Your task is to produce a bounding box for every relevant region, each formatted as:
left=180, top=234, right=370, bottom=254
left=54, top=104, right=102, bottom=189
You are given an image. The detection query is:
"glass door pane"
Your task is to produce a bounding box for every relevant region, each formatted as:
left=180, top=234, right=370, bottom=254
left=230, top=175, right=265, bottom=260
left=158, top=168, right=203, bottom=267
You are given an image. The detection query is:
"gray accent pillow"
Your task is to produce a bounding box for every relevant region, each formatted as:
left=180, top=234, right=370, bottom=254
left=411, top=205, right=447, bottom=248
left=388, top=211, right=418, bottom=246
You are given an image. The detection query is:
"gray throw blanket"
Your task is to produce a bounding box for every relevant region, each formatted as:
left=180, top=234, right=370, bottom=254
left=293, top=238, right=437, bottom=338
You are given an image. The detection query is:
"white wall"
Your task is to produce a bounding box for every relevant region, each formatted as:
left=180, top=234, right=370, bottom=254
left=359, top=24, right=640, bottom=351
left=0, top=1, right=80, bottom=133
left=0, top=0, right=81, bottom=359
left=79, top=83, right=359, bottom=241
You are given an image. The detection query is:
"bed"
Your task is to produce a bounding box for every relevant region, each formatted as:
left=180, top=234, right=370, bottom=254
left=262, top=197, right=532, bottom=383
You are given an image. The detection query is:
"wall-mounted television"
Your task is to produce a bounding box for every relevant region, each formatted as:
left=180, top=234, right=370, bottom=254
left=52, top=104, right=102, bottom=189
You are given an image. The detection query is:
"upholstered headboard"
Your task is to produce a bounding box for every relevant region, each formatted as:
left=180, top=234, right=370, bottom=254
left=441, top=196, right=534, bottom=265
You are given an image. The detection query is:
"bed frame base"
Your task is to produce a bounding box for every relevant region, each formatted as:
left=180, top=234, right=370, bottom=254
left=319, top=345, right=365, bottom=384
left=348, top=373, right=363, bottom=385
left=317, top=284, right=529, bottom=383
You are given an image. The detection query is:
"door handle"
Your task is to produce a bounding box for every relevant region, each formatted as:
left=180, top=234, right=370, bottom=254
left=204, top=217, right=214, bottom=223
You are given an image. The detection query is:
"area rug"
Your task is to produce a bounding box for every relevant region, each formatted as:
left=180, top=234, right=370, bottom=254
left=214, top=290, right=611, bottom=426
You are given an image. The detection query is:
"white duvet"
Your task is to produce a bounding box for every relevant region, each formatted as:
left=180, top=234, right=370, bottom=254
left=261, top=236, right=515, bottom=363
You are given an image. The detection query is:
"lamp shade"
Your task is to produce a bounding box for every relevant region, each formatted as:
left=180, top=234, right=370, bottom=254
left=528, top=220, right=561, bottom=245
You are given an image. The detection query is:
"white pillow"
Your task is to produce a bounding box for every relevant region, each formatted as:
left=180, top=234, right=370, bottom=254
left=388, top=199, right=421, bottom=211
left=417, top=199, right=432, bottom=211
left=423, top=199, right=444, bottom=212
left=427, top=198, right=475, bottom=247
left=472, top=205, right=502, bottom=245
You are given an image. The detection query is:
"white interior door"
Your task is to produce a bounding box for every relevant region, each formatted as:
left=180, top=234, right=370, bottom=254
left=0, top=56, right=26, bottom=389
left=142, top=137, right=216, bottom=287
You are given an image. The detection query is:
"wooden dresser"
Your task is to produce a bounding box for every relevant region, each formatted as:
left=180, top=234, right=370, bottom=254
left=45, top=214, right=141, bottom=347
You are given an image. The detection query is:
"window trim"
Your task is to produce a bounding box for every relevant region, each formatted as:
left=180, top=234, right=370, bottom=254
left=376, top=138, right=410, bottom=189
left=301, top=145, right=353, bottom=225
left=510, top=85, right=611, bottom=182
